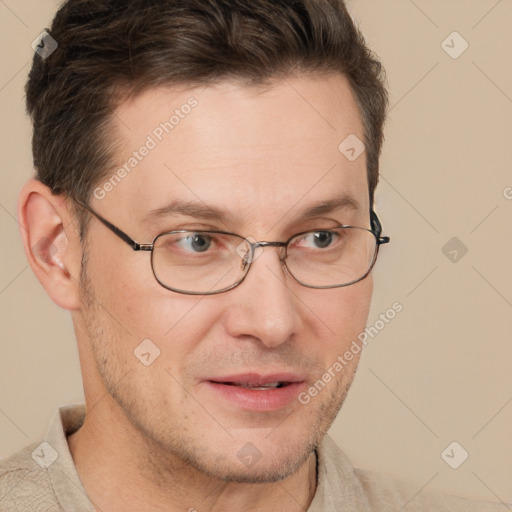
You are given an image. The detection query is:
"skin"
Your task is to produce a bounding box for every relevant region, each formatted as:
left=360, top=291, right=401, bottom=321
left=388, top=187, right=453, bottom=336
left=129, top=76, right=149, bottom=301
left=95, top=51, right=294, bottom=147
left=19, top=74, right=373, bottom=512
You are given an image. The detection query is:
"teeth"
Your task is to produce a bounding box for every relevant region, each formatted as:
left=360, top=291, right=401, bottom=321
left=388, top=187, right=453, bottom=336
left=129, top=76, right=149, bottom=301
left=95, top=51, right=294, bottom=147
left=237, top=381, right=282, bottom=389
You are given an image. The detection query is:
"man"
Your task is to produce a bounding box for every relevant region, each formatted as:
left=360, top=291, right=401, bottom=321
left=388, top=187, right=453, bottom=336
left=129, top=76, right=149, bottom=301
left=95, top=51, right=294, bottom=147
left=0, top=0, right=503, bottom=510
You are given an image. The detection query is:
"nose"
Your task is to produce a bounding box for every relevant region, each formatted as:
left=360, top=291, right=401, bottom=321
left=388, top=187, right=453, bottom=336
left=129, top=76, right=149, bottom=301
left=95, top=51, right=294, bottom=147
left=224, top=245, right=302, bottom=348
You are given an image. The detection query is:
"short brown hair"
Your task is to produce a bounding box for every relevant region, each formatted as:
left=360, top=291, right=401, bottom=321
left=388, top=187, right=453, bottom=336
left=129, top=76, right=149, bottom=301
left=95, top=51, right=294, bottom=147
left=26, top=0, right=388, bottom=226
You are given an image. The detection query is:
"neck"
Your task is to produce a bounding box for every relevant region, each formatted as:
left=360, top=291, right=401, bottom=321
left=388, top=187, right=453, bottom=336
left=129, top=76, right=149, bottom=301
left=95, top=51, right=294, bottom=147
left=67, top=399, right=318, bottom=512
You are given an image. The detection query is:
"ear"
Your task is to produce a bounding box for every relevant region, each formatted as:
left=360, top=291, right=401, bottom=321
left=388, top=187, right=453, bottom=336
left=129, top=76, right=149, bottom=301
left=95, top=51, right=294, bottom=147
left=18, top=179, right=82, bottom=310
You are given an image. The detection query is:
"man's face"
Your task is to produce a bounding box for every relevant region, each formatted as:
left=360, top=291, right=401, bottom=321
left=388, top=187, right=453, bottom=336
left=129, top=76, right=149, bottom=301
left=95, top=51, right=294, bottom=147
left=76, top=74, right=373, bottom=482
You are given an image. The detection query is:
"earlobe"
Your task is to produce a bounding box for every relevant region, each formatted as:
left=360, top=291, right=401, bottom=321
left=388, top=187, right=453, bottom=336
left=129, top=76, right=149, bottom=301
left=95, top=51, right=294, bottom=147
left=18, top=179, right=82, bottom=311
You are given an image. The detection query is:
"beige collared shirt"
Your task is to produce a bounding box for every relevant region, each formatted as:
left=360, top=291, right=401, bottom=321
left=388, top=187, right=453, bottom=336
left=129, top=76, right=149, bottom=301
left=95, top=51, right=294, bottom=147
left=0, top=404, right=504, bottom=511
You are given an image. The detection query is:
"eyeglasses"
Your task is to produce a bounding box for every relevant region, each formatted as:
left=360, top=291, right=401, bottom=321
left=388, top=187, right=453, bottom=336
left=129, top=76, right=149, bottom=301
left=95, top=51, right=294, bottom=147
left=74, top=199, right=390, bottom=295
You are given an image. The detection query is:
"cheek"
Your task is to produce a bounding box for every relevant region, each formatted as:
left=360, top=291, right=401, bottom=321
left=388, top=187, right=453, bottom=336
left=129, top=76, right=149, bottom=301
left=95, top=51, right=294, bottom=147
left=310, top=277, right=373, bottom=346
left=123, top=292, right=224, bottom=375
left=88, top=240, right=218, bottom=342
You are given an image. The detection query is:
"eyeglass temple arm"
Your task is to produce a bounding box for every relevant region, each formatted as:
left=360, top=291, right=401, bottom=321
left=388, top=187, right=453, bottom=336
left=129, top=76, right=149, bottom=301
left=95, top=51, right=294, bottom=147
left=74, top=199, right=152, bottom=251
left=75, top=199, right=389, bottom=250
left=370, top=209, right=390, bottom=245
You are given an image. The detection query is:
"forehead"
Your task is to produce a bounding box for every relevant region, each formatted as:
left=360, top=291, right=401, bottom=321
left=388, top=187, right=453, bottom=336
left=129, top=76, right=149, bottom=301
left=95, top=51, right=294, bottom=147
left=101, top=74, right=368, bottom=233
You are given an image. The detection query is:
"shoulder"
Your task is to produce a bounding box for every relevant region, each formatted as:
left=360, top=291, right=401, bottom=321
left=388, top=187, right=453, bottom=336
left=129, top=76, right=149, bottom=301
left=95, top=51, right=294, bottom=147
left=354, top=466, right=504, bottom=512
left=319, top=435, right=503, bottom=511
left=0, top=443, right=61, bottom=512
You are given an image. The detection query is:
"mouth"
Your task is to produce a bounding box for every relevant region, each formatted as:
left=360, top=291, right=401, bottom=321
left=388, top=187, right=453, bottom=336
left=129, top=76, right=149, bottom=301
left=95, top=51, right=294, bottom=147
left=203, top=373, right=306, bottom=411
left=217, top=381, right=290, bottom=390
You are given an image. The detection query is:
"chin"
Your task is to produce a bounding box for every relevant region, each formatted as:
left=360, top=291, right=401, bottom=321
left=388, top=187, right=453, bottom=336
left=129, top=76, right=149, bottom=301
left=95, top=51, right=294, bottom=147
left=184, top=442, right=316, bottom=484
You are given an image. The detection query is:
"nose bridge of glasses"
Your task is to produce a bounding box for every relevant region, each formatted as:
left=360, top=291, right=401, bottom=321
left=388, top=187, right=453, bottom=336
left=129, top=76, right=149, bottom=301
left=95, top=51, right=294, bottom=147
left=250, top=240, right=288, bottom=260
left=239, top=239, right=288, bottom=271
left=254, top=240, right=287, bottom=249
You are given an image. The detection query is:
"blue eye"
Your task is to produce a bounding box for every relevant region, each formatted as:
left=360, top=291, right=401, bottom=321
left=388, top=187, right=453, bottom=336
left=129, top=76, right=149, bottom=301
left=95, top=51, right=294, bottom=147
left=311, top=231, right=334, bottom=249
left=177, top=233, right=213, bottom=253
left=295, top=231, right=339, bottom=249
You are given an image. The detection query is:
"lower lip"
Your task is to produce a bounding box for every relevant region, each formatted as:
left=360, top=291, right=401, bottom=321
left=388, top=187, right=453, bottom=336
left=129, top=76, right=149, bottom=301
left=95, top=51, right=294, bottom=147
left=204, top=381, right=305, bottom=411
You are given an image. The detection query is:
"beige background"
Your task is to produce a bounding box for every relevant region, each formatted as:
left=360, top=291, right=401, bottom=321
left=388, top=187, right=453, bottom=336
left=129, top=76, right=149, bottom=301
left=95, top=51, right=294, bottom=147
left=1, top=0, right=511, bottom=505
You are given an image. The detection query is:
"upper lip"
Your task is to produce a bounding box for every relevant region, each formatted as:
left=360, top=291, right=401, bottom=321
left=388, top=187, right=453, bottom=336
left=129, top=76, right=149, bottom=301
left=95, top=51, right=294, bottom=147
left=206, top=372, right=307, bottom=386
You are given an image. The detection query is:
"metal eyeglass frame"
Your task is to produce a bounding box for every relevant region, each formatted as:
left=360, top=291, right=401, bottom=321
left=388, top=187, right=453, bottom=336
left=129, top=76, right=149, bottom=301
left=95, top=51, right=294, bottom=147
left=74, top=199, right=390, bottom=295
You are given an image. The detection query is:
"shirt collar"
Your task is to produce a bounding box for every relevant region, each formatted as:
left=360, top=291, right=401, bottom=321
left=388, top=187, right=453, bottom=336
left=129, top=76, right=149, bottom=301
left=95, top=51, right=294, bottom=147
left=46, top=403, right=369, bottom=511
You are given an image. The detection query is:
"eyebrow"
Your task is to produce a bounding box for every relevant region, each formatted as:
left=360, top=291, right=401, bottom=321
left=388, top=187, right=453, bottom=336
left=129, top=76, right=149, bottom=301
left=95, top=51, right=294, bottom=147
left=143, top=194, right=362, bottom=226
